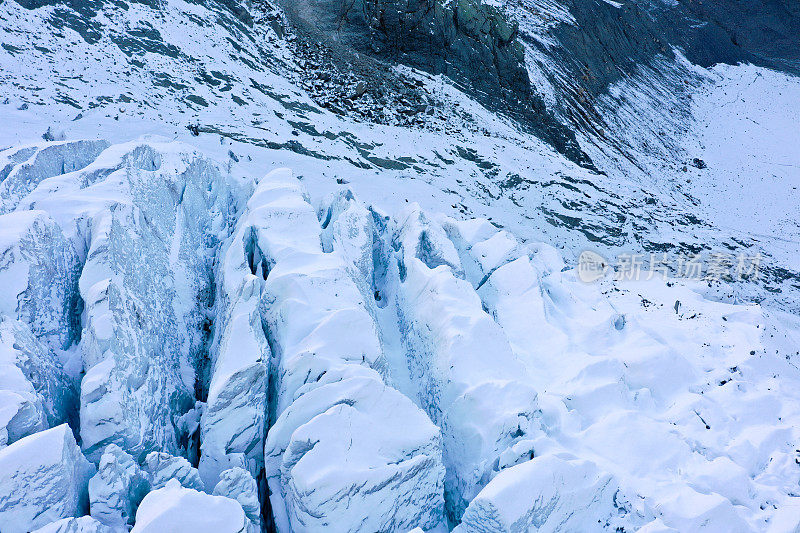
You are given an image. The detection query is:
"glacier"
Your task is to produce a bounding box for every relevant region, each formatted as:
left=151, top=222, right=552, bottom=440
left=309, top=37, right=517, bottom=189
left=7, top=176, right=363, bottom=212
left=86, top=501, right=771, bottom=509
left=0, top=0, right=799, bottom=531
left=1, top=136, right=796, bottom=531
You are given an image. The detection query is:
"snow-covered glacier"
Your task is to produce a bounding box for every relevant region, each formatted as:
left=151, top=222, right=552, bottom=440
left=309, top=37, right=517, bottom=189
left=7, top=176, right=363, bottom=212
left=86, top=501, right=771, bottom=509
left=0, top=136, right=798, bottom=532
left=1, top=0, right=800, bottom=530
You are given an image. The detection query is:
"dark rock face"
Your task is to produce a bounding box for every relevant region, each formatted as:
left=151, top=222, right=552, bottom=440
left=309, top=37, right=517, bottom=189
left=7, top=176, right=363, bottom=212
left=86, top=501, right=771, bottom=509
left=539, top=0, right=800, bottom=100
left=277, top=0, right=798, bottom=167
left=666, top=0, right=800, bottom=74
left=281, top=0, right=594, bottom=167
left=501, top=0, right=800, bottom=153
left=286, top=0, right=528, bottom=106
left=545, top=0, right=675, bottom=97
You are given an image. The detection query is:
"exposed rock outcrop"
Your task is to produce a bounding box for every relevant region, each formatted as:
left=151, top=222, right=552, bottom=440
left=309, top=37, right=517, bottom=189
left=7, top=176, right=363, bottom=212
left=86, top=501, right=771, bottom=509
left=281, top=0, right=591, bottom=166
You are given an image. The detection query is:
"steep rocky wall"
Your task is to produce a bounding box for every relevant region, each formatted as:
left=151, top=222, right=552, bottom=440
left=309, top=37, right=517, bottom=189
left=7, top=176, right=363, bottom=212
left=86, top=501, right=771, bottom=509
left=280, top=0, right=593, bottom=167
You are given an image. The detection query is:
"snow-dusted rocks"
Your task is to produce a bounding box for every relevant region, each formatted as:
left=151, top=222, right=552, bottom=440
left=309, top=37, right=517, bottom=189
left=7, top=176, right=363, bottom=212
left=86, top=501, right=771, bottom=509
left=454, top=456, right=618, bottom=533
left=131, top=479, right=252, bottom=533
left=0, top=210, right=81, bottom=350
left=0, top=425, right=94, bottom=533
left=0, top=318, right=77, bottom=447
left=88, top=444, right=149, bottom=528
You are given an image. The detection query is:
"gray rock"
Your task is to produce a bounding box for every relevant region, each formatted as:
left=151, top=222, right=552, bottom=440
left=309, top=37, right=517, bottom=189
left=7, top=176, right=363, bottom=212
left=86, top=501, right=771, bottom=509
left=282, top=0, right=590, bottom=166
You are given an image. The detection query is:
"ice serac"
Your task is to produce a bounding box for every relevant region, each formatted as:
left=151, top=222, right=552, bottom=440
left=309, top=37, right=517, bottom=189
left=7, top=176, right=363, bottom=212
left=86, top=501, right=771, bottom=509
left=198, top=172, right=275, bottom=488
left=0, top=210, right=82, bottom=350
left=442, top=217, right=570, bottom=387
left=199, top=277, right=268, bottom=488
left=387, top=205, right=541, bottom=523
left=0, top=424, right=95, bottom=533
left=144, top=451, right=204, bottom=491
left=76, top=142, right=234, bottom=461
left=454, top=456, right=618, bottom=533
left=253, top=169, right=386, bottom=411
left=0, top=318, right=77, bottom=447
left=319, top=189, right=376, bottom=300
left=88, top=444, right=150, bottom=528
left=131, top=479, right=253, bottom=533
left=0, top=140, right=110, bottom=215
left=0, top=211, right=81, bottom=446
left=213, top=467, right=262, bottom=530
left=32, top=516, right=114, bottom=533
left=254, top=170, right=445, bottom=532
left=265, top=376, right=445, bottom=532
